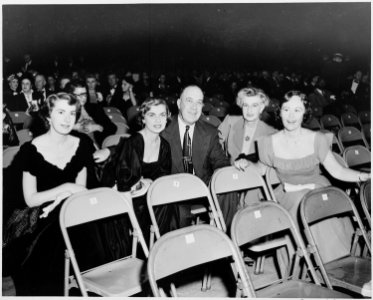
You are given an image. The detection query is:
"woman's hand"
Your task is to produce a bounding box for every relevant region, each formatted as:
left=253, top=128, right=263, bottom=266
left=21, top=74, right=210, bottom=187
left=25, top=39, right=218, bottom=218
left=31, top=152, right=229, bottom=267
left=93, top=148, right=111, bottom=163
left=234, top=158, right=250, bottom=171
left=359, top=172, right=371, bottom=182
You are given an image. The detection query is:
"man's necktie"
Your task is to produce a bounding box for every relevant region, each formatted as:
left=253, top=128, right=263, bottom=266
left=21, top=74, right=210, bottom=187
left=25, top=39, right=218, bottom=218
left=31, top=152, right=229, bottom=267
left=183, top=125, right=193, bottom=173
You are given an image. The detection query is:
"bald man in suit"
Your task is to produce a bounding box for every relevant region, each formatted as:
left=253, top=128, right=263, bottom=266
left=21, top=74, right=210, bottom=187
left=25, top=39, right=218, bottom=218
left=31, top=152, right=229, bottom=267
left=162, top=85, right=238, bottom=228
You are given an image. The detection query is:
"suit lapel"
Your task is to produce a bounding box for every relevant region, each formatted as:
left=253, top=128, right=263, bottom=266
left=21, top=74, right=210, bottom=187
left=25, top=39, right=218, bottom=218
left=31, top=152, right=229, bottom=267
left=232, top=117, right=245, bottom=153
left=192, top=121, right=209, bottom=175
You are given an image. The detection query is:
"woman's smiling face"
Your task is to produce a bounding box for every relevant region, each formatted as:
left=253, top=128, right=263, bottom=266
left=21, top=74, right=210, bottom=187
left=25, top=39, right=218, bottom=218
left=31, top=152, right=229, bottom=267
left=280, top=95, right=305, bottom=131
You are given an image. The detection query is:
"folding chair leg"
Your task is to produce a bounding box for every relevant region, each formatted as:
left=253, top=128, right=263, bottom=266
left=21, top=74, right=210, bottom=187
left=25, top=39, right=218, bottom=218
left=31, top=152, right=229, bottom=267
left=254, top=256, right=263, bottom=275
left=201, top=266, right=212, bottom=291
left=170, top=283, right=177, bottom=297
left=64, top=250, right=70, bottom=296
left=259, top=255, right=266, bottom=273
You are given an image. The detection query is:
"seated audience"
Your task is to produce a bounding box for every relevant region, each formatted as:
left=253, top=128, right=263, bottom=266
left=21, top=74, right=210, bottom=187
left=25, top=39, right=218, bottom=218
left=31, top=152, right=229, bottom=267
left=235, top=90, right=370, bottom=263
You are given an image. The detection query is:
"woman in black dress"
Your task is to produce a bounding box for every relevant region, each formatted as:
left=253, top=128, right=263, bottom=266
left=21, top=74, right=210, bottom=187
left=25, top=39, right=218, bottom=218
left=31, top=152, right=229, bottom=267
left=94, top=98, right=177, bottom=257
left=4, top=93, right=100, bottom=295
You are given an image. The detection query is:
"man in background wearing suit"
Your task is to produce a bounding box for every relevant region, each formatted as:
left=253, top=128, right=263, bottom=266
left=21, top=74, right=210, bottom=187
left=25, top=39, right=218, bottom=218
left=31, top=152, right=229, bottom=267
left=162, top=85, right=238, bottom=228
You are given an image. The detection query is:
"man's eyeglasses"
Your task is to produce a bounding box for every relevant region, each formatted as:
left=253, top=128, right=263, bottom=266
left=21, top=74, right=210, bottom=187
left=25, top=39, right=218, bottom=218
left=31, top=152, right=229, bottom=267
left=74, top=93, right=87, bottom=97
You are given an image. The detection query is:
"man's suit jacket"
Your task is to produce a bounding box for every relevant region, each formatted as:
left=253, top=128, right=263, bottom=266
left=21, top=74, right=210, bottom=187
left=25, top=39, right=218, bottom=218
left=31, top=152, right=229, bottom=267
left=161, top=116, right=230, bottom=185
left=218, top=116, right=277, bottom=165
left=307, top=89, right=333, bottom=108
left=6, top=92, right=42, bottom=112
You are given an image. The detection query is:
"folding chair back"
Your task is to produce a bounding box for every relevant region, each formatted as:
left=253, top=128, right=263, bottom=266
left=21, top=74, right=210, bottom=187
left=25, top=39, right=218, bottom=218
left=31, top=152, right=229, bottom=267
left=104, top=106, right=122, bottom=116
left=101, top=133, right=130, bottom=148
left=342, top=104, right=358, bottom=115
left=311, top=106, right=323, bottom=119
left=147, top=173, right=222, bottom=243
left=341, top=112, right=360, bottom=129
left=107, top=112, right=127, bottom=124
left=338, top=126, right=368, bottom=150
left=300, top=186, right=371, bottom=294
left=343, top=145, right=371, bottom=171
left=333, top=152, right=348, bottom=168
left=8, top=111, right=29, bottom=125
left=210, top=166, right=272, bottom=231
left=358, top=110, right=370, bottom=125
left=200, top=114, right=221, bottom=127
left=362, top=123, right=370, bottom=147
left=3, top=146, right=20, bottom=168
left=147, top=225, right=255, bottom=297
left=320, top=114, right=341, bottom=133
left=304, top=117, right=322, bottom=131
left=114, top=122, right=130, bottom=134
left=16, top=129, right=33, bottom=145
left=360, top=181, right=371, bottom=227
left=60, top=188, right=149, bottom=297
left=126, top=106, right=140, bottom=124
left=209, top=106, right=227, bottom=119
left=231, top=202, right=349, bottom=298
left=202, top=102, right=213, bottom=114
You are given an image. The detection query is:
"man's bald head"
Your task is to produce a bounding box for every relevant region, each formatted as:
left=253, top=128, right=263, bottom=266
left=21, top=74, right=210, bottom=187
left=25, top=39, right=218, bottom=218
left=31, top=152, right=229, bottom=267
left=177, top=85, right=204, bottom=125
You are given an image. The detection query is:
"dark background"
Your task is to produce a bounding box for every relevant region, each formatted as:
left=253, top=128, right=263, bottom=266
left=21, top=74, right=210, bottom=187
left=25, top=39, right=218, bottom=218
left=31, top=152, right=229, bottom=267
left=2, top=2, right=371, bottom=73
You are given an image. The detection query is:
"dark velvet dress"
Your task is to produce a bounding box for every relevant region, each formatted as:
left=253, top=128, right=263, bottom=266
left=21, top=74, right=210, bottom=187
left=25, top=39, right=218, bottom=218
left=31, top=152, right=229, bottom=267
left=4, top=136, right=104, bottom=296
left=100, top=132, right=177, bottom=258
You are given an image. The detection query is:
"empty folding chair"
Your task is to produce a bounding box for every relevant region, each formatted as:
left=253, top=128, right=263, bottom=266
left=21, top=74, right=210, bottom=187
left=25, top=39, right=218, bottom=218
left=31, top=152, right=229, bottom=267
left=16, top=128, right=33, bottom=145
left=358, top=110, right=370, bottom=126
left=211, top=166, right=287, bottom=276
left=360, top=181, right=371, bottom=228
left=147, top=225, right=255, bottom=297
left=200, top=114, right=221, bottom=127
left=303, top=117, right=322, bottom=131
left=311, top=105, right=323, bottom=119
left=341, top=112, right=360, bottom=129
left=103, top=106, right=122, bottom=116
left=300, top=186, right=371, bottom=296
left=338, top=126, right=369, bottom=150
left=60, top=188, right=149, bottom=297
left=343, top=145, right=371, bottom=172
left=101, top=133, right=130, bottom=149
left=147, top=173, right=222, bottom=247
left=342, top=104, right=358, bottom=115
left=8, top=111, right=32, bottom=129
left=3, top=146, right=20, bottom=168
left=126, top=106, right=141, bottom=124
left=106, top=112, right=127, bottom=124
left=320, top=114, right=342, bottom=134
left=231, top=202, right=349, bottom=298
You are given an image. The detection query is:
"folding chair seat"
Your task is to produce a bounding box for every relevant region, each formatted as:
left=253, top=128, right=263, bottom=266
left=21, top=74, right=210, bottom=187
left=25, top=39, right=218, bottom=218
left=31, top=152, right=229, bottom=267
left=360, top=181, right=371, bottom=228
left=358, top=110, right=371, bottom=126
left=300, top=186, right=371, bottom=295
left=3, top=146, right=20, bottom=168
left=338, top=126, right=369, bottom=150
left=106, top=112, right=127, bottom=124
left=320, top=129, right=343, bottom=154
left=362, top=123, right=370, bottom=147
left=342, top=104, right=358, bottom=115
left=211, top=166, right=287, bottom=275
left=200, top=114, right=221, bottom=127
left=147, top=225, right=255, bottom=297
left=101, top=133, right=130, bottom=149
left=16, top=128, right=33, bottom=145
left=113, top=122, right=130, bottom=134
left=103, top=106, right=122, bottom=116
left=303, top=117, right=322, bottom=131
left=320, top=114, right=342, bottom=134
left=341, top=112, right=360, bottom=129
left=60, top=188, right=149, bottom=297
left=231, top=201, right=349, bottom=298
left=343, top=145, right=371, bottom=172
left=147, top=173, right=222, bottom=248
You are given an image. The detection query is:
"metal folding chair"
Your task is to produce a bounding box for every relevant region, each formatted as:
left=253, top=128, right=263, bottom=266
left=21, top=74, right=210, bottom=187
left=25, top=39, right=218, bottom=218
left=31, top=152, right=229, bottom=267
left=147, top=224, right=255, bottom=297
left=303, top=117, right=322, bottom=131
left=300, top=186, right=371, bottom=295
left=200, top=114, right=222, bottom=127
left=231, top=201, right=349, bottom=298
left=338, top=126, right=369, bottom=150
left=311, top=105, right=323, bottom=119
left=360, top=180, right=371, bottom=228
left=343, top=145, right=371, bottom=172
left=16, top=128, right=33, bottom=145
left=101, top=133, right=130, bottom=149
left=320, top=129, right=343, bottom=154
left=106, top=112, right=127, bottom=124
left=341, top=112, right=361, bottom=129
left=8, top=111, right=30, bottom=127
left=60, top=188, right=149, bottom=296
left=209, top=106, right=227, bottom=120
left=362, top=123, right=370, bottom=148
left=358, top=110, right=370, bottom=126
left=342, top=104, right=358, bottom=115
left=320, top=114, right=342, bottom=135
left=113, top=121, right=130, bottom=134
left=103, top=106, right=122, bottom=116
left=126, top=106, right=141, bottom=124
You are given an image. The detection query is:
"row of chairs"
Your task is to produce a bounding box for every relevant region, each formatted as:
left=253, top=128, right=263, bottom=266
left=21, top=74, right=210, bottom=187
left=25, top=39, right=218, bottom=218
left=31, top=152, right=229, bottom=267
left=60, top=176, right=370, bottom=297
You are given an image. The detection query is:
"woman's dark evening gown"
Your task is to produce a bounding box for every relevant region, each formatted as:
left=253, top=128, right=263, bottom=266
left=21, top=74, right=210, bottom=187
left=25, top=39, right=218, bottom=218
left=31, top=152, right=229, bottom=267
left=5, top=136, right=103, bottom=296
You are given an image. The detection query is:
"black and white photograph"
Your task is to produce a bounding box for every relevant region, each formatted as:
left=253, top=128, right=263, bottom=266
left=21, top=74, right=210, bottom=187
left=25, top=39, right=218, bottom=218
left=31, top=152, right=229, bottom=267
left=2, top=1, right=371, bottom=297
